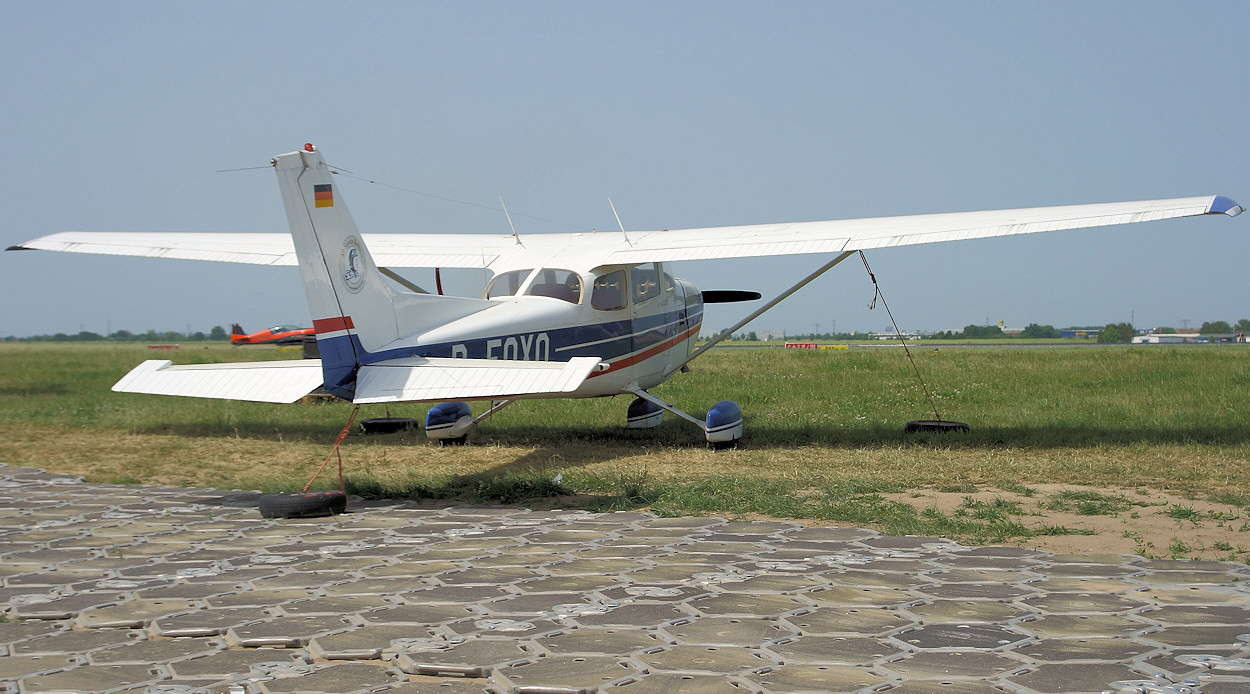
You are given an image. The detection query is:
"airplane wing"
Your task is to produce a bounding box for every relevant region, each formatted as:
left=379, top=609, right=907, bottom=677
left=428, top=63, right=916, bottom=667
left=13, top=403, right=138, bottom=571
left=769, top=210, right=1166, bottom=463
left=113, top=360, right=325, bottom=402
left=7, top=231, right=516, bottom=268
left=354, top=356, right=601, bottom=403
left=600, top=195, right=1244, bottom=265
left=10, top=195, right=1240, bottom=269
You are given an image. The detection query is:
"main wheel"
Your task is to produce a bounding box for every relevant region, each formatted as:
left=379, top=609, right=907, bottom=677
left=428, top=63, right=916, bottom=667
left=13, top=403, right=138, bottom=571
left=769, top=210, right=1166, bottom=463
left=705, top=400, right=743, bottom=449
left=258, top=490, right=348, bottom=519
left=626, top=397, right=664, bottom=429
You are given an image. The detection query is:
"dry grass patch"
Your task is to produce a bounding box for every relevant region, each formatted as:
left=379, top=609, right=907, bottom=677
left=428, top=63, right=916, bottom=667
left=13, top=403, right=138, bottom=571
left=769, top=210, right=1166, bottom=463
left=2, top=342, right=1248, bottom=559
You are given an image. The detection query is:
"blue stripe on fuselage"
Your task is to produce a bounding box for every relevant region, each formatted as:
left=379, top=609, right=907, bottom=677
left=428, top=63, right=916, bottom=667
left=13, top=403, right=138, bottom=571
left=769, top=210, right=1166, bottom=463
left=317, top=303, right=700, bottom=370
left=315, top=303, right=704, bottom=399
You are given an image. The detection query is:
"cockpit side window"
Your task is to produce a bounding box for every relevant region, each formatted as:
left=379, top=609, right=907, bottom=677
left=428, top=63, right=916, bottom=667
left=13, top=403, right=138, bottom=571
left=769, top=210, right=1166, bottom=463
left=591, top=270, right=628, bottom=311
left=632, top=263, right=662, bottom=304
left=525, top=269, right=582, bottom=303
left=485, top=269, right=534, bottom=299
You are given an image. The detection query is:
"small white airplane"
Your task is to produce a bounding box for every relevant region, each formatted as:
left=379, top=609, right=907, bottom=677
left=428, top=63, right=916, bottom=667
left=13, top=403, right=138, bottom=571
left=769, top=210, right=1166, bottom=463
left=9, top=144, right=1243, bottom=446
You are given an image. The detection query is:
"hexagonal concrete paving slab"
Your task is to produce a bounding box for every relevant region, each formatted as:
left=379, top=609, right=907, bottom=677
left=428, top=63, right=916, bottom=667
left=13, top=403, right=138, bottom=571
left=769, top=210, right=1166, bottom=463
left=2, top=463, right=1248, bottom=693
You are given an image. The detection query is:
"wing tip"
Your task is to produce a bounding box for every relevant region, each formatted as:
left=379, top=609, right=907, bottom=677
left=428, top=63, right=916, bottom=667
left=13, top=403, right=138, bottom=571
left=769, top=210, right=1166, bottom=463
left=1210, top=195, right=1243, bottom=217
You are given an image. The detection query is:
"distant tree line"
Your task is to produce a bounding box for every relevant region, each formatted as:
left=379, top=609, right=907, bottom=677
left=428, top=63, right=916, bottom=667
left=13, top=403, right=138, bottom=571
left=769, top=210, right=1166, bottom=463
left=11, top=318, right=1250, bottom=344
left=1199, top=319, right=1250, bottom=334
left=1096, top=323, right=1135, bottom=344
left=3, top=326, right=229, bottom=342
left=735, top=331, right=862, bottom=342
left=929, top=318, right=1250, bottom=344
left=801, top=317, right=1250, bottom=344
left=932, top=323, right=1063, bottom=340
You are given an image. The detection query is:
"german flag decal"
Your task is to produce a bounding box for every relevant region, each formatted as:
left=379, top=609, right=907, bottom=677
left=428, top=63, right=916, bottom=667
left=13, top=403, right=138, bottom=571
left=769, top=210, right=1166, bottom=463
left=314, top=184, right=334, bottom=208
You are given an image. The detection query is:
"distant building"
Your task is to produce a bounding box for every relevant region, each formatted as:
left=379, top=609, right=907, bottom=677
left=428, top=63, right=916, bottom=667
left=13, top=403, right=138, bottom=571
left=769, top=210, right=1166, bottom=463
left=1059, top=329, right=1100, bottom=339
left=1132, top=334, right=1191, bottom=344
left=1132, top=333, right=1245, bottom=344
left=867, top=331, right=927, bottom=340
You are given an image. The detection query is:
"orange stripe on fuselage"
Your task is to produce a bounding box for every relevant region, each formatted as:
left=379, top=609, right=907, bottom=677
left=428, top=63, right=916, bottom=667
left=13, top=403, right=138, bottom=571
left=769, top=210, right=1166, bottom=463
left=588, top=323, right=701, bottom=378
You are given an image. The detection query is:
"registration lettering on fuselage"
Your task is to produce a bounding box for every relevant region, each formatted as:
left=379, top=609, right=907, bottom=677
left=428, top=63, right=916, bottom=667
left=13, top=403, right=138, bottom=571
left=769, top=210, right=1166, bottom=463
left=449, top=332, right=552, bottom=361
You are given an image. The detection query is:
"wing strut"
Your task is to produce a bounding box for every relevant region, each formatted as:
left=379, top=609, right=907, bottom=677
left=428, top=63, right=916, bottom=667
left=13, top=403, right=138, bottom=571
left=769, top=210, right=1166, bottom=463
left=378, top=267, right=429, bottom=294
left=625, top=387, right=705, bottom=428
left=672, top=250, right=857, bottom=372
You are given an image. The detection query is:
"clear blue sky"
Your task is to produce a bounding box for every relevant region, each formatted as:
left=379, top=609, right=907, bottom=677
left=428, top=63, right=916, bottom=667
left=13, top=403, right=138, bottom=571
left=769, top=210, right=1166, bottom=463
left=3, top=2, right=1247, bottom=338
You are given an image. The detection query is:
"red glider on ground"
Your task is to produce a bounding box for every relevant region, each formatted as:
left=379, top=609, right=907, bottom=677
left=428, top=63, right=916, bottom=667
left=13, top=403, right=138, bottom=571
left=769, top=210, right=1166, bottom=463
left=230, top=323, right=314, bottom=346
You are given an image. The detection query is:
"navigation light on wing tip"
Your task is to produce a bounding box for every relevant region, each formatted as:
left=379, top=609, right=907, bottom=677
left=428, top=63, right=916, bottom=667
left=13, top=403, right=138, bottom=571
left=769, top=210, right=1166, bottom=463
left=304, top=143, right=316, bottom=152
left=1211, top=195, right=1243, bottom=216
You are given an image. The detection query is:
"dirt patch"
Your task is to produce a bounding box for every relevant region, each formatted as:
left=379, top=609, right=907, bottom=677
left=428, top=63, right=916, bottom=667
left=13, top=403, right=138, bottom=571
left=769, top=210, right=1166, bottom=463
left=879, top=484, right=1249, bottom=561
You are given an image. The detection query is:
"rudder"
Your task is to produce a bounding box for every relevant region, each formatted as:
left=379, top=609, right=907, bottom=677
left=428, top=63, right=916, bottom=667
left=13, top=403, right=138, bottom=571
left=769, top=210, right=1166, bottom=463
left=272, top=145, right=399, bottom=399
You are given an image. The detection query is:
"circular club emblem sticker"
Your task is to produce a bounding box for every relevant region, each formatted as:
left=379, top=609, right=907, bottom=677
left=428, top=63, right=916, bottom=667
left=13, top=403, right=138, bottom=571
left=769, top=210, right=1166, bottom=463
left=340, top=236, right=365, bottom=293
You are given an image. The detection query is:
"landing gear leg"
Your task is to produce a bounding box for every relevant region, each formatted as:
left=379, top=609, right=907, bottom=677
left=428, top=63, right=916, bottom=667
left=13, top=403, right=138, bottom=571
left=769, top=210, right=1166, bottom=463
left=625, top=388, right=742, bottom=449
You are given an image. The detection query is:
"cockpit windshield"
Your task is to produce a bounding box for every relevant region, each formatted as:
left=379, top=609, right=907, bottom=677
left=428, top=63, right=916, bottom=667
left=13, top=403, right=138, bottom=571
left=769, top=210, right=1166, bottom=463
left=524, top=269, right=582, bottom=303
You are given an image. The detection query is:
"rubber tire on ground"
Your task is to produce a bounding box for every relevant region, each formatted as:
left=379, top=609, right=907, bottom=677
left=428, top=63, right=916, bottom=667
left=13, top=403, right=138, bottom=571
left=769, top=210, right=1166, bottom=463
left=359, top=417, right=418, bottom=434
left=904, top=420, right=971, bottom=434
left=258, top=490, right=348, bottom=519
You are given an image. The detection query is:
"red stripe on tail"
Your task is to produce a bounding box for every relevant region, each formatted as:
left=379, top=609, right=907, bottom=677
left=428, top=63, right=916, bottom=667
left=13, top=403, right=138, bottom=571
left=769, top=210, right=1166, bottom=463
left=313, top=316, right=355, bottom=334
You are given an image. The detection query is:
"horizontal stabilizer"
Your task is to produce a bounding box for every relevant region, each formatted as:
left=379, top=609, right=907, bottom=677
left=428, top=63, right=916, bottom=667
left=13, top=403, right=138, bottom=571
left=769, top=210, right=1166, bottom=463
left=354, top=356, right=601, bottom=403
left=113, top=360, right=325, bottom=403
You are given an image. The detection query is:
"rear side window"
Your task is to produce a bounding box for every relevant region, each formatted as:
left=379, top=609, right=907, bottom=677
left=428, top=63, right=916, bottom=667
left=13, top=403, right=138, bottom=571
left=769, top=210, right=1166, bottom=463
left=592, top=270, right=627, bottom=311
left=632, top=264, right=661, bottom=304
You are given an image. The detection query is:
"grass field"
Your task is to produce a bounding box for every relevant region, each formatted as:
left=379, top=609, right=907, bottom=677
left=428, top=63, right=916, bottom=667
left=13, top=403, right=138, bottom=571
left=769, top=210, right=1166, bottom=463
left=2, top=342, right=1248, bottom=559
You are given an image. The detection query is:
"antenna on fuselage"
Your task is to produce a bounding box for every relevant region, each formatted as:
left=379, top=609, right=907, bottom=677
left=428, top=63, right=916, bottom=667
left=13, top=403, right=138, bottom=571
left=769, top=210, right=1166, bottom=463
left=500, top=197, right=522, bottom=245
left=608, top=198, right=631, bottom=246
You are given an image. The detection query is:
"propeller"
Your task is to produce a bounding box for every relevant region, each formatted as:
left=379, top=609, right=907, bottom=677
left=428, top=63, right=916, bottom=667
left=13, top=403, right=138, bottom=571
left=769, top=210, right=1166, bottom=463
left=701, top=290, right=762, bottom=304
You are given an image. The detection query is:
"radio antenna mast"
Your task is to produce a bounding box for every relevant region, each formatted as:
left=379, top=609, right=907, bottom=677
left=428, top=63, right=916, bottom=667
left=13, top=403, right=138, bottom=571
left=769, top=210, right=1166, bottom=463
left=500, top=197, right=521, bottom=245
left=608, top=198, right=631, bottom=245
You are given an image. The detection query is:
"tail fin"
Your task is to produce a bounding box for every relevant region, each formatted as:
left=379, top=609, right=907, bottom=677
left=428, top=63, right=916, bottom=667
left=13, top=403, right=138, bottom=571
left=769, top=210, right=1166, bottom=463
left=230, top=323, right=246, bottom=344
left=272, top=145, right=399, bottom=399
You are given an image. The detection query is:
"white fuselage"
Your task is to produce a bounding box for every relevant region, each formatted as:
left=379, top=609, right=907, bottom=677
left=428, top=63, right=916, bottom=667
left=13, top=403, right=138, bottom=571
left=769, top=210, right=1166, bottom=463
left=340, top=264, right=704, bottom=400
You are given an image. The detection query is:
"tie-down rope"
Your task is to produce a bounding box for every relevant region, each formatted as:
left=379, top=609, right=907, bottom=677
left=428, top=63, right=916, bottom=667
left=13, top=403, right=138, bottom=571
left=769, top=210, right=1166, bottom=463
left=301, top=404, right=361, bottom=493
left=860, top=251, right=943, bottom=422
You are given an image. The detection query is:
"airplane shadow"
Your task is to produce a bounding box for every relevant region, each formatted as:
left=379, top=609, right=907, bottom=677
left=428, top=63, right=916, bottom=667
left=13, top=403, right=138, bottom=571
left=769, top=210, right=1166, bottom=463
left=470, top=421, right=1250, bottom=450
left=149, top=420, right=1248, bottom=516
left=135, top=420, right=1250, bottom=450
